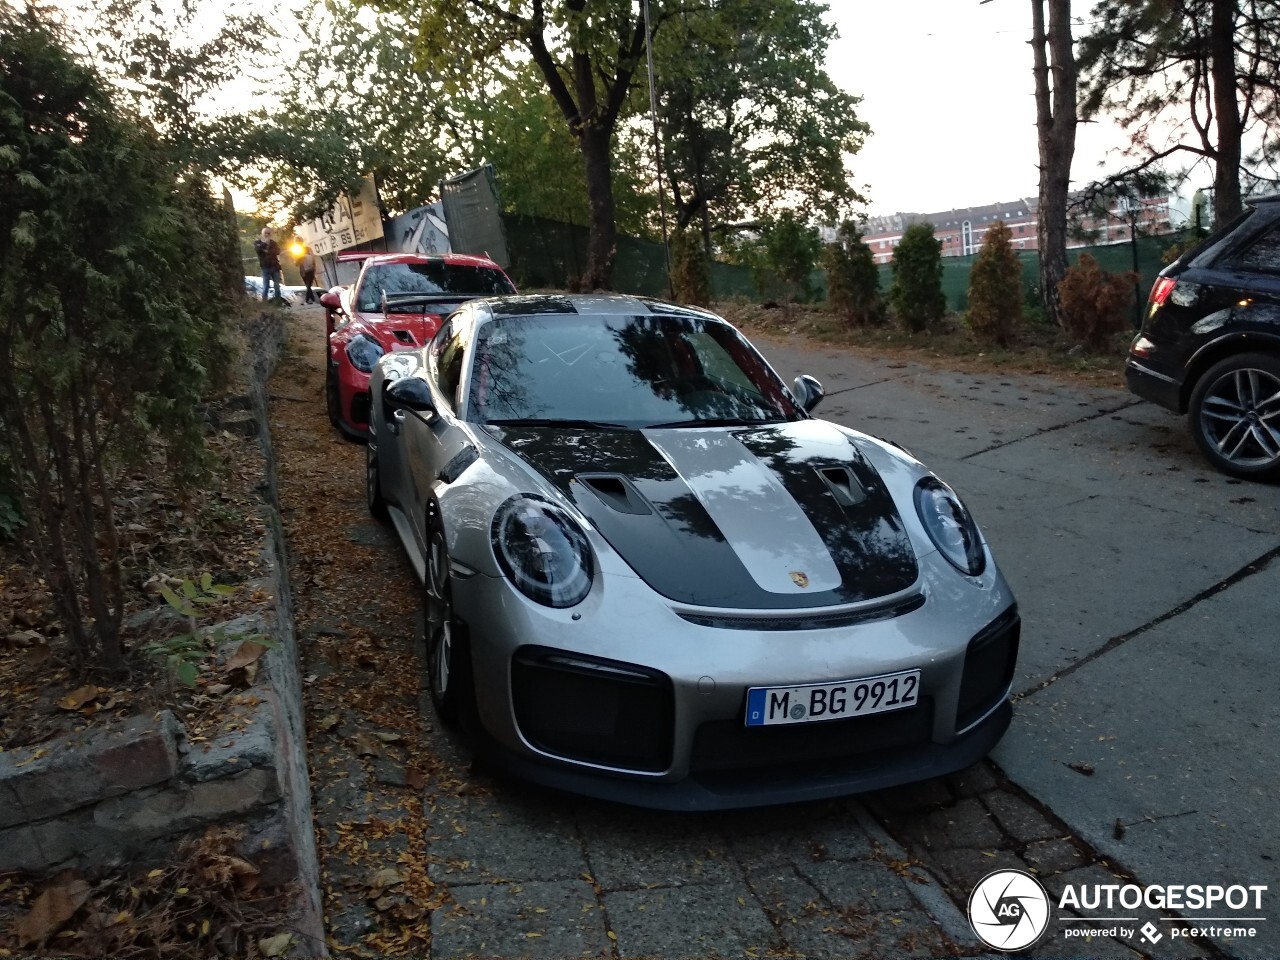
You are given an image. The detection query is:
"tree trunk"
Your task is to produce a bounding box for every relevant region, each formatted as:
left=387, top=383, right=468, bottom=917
left=1031, top=0, right=1078, bottom=330
left=578, top=126, right=618, bottom=290
left=1209, top=0, right=1242, bottom=226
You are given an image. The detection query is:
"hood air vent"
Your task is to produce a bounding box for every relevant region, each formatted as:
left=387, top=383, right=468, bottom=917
left=576, top=474, right=653, bottom=515
left=817, top=466, right=867, bottom=508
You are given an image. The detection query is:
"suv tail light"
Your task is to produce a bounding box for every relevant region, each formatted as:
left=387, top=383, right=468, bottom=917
left=1147, top=277, right=1177, bottom=318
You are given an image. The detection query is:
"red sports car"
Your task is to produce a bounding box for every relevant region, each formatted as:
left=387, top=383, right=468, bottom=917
left=323, top=253, right=516, bottom=439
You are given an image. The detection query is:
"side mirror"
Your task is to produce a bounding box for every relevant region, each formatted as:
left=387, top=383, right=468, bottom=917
left=319, top=291, right=341, bottom=310
left=384, top=377, right=436, bottom=416
left=792, top=374, right=825, bottom=413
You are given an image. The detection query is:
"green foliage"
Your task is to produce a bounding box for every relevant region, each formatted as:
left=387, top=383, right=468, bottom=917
left=1077, top=0, right=1280, bottom=223
left=889, top=223, right=945, bottom=332
left=822, top=221, right=882, bottom=326
left=0, top=9, right=235, bottom=668
left=84, top=0, right=274, bottom=160
left=651, top=0, right=868, bottom=239
left=966, top=220, right=1023, bottom=347
left=146, top=574, right=254, bottom=688
left=1056, top=254, right=1137, bottom=352
left=750, top=213, right=822, bottom=305
left=670, top=229, right=710, bottom=306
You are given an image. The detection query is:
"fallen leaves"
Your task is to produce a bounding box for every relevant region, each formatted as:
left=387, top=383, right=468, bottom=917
left=224, top=640, right=268, bottom=674
left=16, top=877, right=91, bottom=946
left=56, top=685, right=100, bottom=711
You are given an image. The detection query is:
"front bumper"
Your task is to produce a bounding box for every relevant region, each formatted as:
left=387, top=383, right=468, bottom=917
left=335, top=359, right=372, bottom=439
left=451, top=557, right=1020, bottom=810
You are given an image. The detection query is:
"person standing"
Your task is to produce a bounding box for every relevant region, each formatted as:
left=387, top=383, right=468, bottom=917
left=253, top=226, right=283, bottom=303
left=299, top=244, right=318, bottom=303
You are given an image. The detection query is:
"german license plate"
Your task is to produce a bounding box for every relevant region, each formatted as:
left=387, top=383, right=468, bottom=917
left=745, top=669, right=920, bottom=727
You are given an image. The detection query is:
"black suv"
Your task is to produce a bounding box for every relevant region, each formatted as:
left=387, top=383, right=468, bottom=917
left=1126, top=195, right=1280, bottom=480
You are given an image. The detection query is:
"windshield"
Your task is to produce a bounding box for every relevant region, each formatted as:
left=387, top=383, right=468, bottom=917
left=467, top=313, right=803, bottom=428
left=356, top=261, right=515, bottom=312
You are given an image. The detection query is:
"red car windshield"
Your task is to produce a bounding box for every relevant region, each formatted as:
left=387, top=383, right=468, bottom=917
left=356, top=261, right=514, bottom=312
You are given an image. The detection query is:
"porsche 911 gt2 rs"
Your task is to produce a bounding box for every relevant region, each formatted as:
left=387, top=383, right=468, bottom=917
left=364, top=293, right=1020, bottom=810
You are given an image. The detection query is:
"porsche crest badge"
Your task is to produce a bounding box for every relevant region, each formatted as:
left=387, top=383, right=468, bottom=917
left=789, top=571, right=809, bottom=588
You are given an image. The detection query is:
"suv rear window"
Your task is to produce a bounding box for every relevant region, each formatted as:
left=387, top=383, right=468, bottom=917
left=1231, top=224, right=1280, bottom=274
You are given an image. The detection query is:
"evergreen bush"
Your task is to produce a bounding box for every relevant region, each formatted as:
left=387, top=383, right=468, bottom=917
left=967, top=220, right=1023, bottom=346
left=889, top=223, right=945, bottom=332
left=822, top=221, right=882, bottom=326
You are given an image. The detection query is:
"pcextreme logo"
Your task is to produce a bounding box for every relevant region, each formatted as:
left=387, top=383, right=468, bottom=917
left=968, top=869, right=1051, bottom=951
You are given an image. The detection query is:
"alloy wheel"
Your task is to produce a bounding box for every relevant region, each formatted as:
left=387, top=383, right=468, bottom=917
left=1196, top=362, right=1280, bottom=475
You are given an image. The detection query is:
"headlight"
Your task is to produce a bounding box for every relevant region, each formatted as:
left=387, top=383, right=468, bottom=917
left=491, top=495, right=593, bottom=607
left=914, top=477, right=985, bottom=576
left=345, top=333, right=385, bottom=373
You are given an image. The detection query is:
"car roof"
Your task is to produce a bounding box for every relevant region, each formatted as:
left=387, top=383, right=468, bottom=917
left=471, top=293, right=720, bottom=323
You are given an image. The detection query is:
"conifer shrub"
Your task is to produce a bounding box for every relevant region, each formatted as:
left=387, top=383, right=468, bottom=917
left=822, top=221, right=882, bottom=326
left=753, top=212, right=822, bottom=305
left=889, top=223, right=945, bottom=332
left=966, top=220, right=1023, bottom=346
left=1056, top=254, right=1137, bottom=352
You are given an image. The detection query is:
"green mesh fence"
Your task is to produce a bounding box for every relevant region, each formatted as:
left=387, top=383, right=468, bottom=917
left=878, top=233, right=1181, bottom=313
left=502, top=213, right=755, bottom=299
left=502, top=212, right=1183, bottom=311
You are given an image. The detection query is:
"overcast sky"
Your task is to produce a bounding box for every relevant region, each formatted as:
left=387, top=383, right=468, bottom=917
left=822, top=1, right=1129, bottom=216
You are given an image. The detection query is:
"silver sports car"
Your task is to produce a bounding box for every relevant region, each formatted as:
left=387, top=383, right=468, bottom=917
left=365, top=293, right=1019, bottom=810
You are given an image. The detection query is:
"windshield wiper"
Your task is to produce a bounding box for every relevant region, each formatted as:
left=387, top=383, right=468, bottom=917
left=643, top=416, right=779, bottom=429
left=483, top=418, right=633, bottom=431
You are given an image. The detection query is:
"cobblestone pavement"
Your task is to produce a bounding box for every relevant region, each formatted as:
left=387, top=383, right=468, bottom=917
left=272, top=306, right=1231, bottom=960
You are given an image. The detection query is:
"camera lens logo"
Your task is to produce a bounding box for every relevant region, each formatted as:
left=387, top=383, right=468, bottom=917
left=968, top=869, right=1050, bottom=951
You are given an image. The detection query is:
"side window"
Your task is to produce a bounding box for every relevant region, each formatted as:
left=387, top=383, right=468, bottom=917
left=1233, top=223, right=1280, bottom=274
left=431, top=316, right=468, bottom=412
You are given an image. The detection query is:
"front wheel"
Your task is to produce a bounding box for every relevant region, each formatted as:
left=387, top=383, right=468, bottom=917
left=424, top=507, right=473, bottom=726
left=1188, top=352, right=1280, bottom=481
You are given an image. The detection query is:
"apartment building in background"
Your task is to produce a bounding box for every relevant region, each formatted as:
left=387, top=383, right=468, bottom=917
left=860, top=194, right=1174, bottom=264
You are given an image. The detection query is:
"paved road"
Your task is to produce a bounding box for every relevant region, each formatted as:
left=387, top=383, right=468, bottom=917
left=277, top=309, right=1278, bottom=959
left=756, top=332, right=1280, bottom=959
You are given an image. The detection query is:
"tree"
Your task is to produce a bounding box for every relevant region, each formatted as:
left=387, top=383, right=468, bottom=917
left=822, top=222, right=882, bottom=326
left=253, top=4, right=660, bottom=230
left=1030, top=0, right=1078, bottom=331
left=1078, top=0, right=1280, bottom=227
left=651, top=0, right=868, bottom=253
left=83, top=0, right=273, bottom=162
left=967, top=220, right=1023, bottom=346
left=890, top=223, right=945, bottom=333
left=669, top=229, right=710, bottom=306
left=364, top=0, right=657, bottom=290
left=0, top=8, right=233, bottom=670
